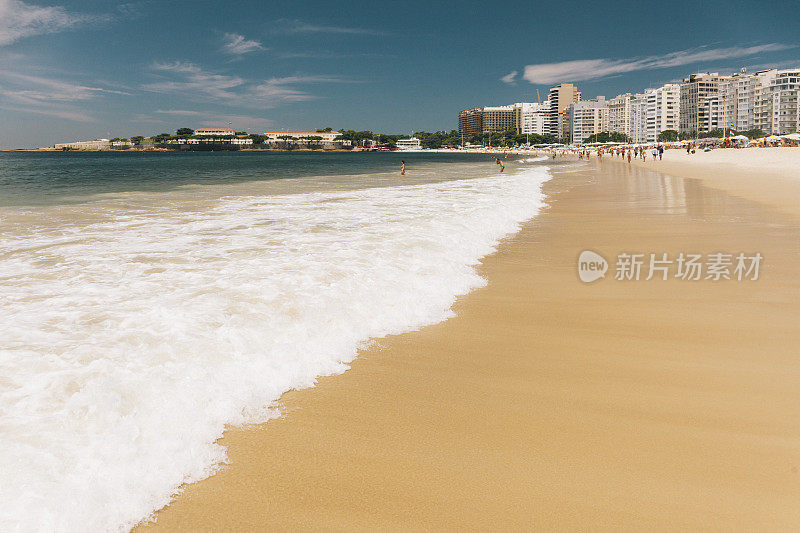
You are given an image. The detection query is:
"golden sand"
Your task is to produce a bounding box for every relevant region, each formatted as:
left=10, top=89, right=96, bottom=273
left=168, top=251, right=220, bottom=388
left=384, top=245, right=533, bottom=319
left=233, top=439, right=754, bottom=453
left=138, top=156, right=800, bottom=531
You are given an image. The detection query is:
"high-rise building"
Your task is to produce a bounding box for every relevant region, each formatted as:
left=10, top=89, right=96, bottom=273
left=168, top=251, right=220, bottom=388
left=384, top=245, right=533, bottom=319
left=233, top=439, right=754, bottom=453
left=481, top=105, right=519, bottom=133
left=459, top=102, right=547, bottom=138
left=646, top=84, right=680, bottom=142
left=714, top=77, right=738, bottom=132
left=679, top=72, right=728, bottom=133
left=548, top=83, right=581, bottom=138
left=458, top=107, right=484, bottom=137
left=768, top=68, right=800, bottom=134
left=570, top=96, right=609, bottom=144
left=516, top=102, right=549, bottom=135
left=629, top=93, right=648, bottom=143
left=608, top=93, right=632, bottom=138
left=735, top=69, right=778, bottom=132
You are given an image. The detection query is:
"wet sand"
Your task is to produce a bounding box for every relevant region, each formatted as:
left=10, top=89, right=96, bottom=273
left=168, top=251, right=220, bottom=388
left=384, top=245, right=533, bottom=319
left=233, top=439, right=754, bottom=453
left=138, top=158, right=800, bottom=531
left=625, top=147, right=800, bottom=220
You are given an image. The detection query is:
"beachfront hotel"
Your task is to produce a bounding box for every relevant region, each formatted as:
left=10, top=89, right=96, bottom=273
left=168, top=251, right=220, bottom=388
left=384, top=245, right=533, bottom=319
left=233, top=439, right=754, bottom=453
left=458, top=103, right=550, bottom=137
left=481, top=106, right=519, bottom=132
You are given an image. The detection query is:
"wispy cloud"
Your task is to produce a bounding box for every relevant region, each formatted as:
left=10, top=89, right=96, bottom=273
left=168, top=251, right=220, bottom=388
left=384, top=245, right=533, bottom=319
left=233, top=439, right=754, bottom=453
left=0, top=68, right=128, bottom=121
left=0, top=0, right=111, bottom=46
left=143, top=61, right=352, bottom=106
left=144, top=61, right=245, bottom=99
left=221, top=32, right=264, bottom=55
left=0, top=104, right=94, bottom=121
left=519, top=43, right=795, bottom=84
left=500, top=70, right=518, bottom=84
left=0, top=70, right=130, bottom=101
left=248, top=75, right=346, bottom=103
left=274, top=19, right=382, bottom=36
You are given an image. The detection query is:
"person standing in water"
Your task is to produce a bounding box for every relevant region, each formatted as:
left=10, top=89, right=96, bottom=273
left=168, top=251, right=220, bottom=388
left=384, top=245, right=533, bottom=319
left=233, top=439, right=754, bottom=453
left=401, top=160, right=405, bottom=175
left=495, top=157, right=504, bottom=172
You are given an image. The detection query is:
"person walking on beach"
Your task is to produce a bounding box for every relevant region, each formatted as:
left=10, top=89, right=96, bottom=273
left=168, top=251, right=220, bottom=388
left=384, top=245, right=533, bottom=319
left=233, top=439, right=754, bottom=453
left=627, top=149, right=632, bottom=163
left=658, top=145, right=664, bottom=160
left=651, top=147, right=658, bottom=161
left=401, top=160, right=405, bottom=175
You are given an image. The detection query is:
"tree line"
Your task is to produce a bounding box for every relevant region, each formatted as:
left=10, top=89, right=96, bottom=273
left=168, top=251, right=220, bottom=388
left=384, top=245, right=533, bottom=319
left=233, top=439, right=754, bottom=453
left=657, top=128, right=766, bottom=142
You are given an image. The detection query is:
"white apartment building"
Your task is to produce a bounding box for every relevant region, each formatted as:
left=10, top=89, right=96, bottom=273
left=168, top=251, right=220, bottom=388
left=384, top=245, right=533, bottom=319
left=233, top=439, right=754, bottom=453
left=706, top=94, right=722, bottom=131
left=628, top=93, right=648, bottom=143
left=570, top=96, right=609, bottom=144
left=769, top=69, right=800, bottom=134
left=515, top=102, right=549, bottom=135
left=608, top=93, right=632, bottom=137
left=714, top=78, right=737, bottom=132
left=729, top=69, right=778, bottom=132
left=645, top=84, right=680, bottom=142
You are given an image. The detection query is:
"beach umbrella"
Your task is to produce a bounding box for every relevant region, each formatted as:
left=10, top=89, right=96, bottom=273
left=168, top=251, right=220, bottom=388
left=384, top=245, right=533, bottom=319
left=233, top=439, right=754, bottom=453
left=782, top=133, right=800, bottom=141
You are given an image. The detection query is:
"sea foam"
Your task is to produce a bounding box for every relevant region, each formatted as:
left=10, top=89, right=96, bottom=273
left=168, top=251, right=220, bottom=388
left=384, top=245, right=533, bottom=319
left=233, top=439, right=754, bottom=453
left=0, top=165, right=550, bottom=531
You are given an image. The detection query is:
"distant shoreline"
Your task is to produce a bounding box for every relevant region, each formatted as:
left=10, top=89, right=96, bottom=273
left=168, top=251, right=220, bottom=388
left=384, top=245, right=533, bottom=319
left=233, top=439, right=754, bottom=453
left=1, top=147, right=509, bottom=154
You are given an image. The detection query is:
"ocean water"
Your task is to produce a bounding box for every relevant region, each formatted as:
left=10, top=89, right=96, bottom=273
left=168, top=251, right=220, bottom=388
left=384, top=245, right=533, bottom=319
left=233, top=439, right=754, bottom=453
left=0, top=151, right=551, bottom=531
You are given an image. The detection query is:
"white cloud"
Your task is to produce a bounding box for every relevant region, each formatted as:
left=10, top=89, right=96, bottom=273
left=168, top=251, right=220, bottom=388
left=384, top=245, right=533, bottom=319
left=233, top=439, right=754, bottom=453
left=501, top=70, right=518, bottom=84
left=143, top=62, right=351, bottom=107
left=0, top=68, right=128, bottom=122
left=0, top=104, right=94, bottom=121
left=520, top=44, right=795, bottom=84
left=275, top=19, right=382, bottom=35
left=144, top=61, right=245, bottom=100
left=221, top=32, right=264, bottom=55
left=0, top=0, right=110, bottom=46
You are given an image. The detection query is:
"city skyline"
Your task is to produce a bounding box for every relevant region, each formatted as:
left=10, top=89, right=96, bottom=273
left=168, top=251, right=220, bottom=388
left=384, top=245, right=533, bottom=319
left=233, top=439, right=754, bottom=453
left=1, top=0, right=800, bottom=149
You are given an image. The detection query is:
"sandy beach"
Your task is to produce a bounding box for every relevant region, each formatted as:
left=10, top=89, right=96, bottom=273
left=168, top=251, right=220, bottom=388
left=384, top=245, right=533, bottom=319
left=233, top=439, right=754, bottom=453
left=138, top=151, right=800, bottom=531
left=625, top=147, right=800, bottom=219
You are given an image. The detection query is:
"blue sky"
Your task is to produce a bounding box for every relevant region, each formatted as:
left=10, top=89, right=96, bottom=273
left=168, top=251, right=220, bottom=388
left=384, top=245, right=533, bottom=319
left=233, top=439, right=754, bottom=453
left=1, top=0, right=799, bottom=148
